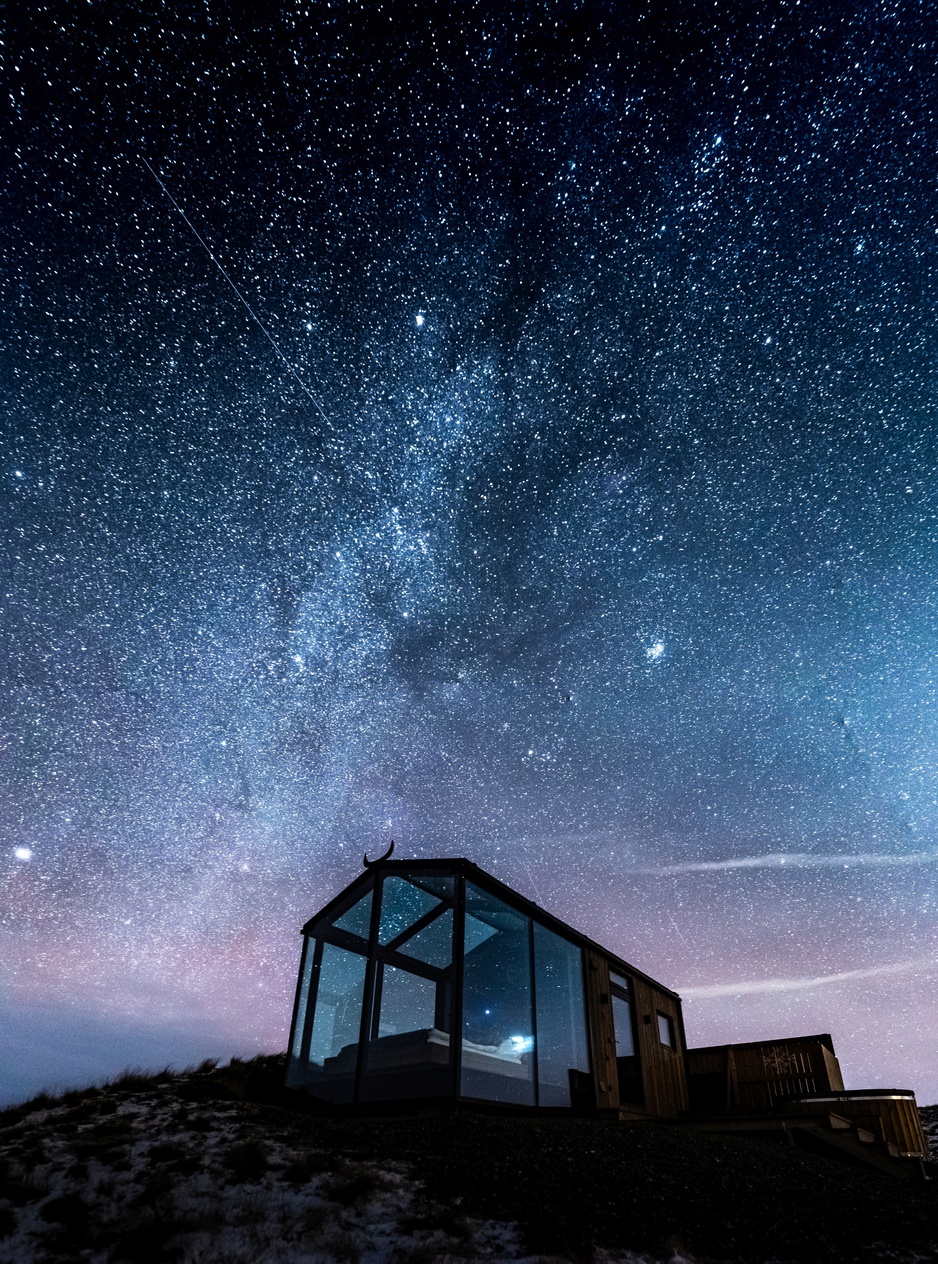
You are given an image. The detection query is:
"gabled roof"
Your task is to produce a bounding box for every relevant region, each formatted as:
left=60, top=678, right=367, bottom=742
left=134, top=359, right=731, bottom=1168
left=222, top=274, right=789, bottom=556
left=301, top=856, right=682, bottom=1001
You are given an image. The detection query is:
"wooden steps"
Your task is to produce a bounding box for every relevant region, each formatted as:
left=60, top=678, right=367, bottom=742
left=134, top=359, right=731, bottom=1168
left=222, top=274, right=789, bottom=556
left=677, top=1109, right=930, bottom=1181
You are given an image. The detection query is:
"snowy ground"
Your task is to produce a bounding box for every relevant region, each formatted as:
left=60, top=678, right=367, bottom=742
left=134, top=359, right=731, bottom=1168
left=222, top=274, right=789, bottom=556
left=0, top=1066, right=679, bottom=1264
left=0, top=1075, right=519, bottom=1263
left=1, top=1064, right=935, bottom=1264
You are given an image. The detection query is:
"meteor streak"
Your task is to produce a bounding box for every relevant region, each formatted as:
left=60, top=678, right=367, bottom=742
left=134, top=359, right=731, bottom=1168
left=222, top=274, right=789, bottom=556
left=141, top=157, right=331, bottom=429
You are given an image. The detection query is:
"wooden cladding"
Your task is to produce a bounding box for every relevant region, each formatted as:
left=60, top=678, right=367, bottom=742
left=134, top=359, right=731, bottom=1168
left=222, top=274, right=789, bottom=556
left=583, top=951, right=689, bottom=1117
left=583, top=950, right=619, bottom=1111
left=687, top=1035, right=845, bottom=1114
left=785, top=1092, right=928, bottom=1158
left=632, top=976, right=688, bottom=1118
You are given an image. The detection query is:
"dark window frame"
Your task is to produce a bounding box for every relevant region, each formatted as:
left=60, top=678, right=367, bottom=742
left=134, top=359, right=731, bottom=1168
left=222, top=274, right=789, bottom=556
left=656, top=1010, right=677, bottom=1050
left=289, top=860, right=676, bottom=1110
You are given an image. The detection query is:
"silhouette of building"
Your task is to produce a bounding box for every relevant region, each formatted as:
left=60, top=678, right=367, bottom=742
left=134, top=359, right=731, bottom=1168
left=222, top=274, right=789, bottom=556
left=286, top=855, right=927, bottom=1175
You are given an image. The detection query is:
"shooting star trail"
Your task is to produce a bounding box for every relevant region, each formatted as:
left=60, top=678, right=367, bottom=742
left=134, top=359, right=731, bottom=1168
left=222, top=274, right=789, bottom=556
left=141, top=156, right=331, bottom=429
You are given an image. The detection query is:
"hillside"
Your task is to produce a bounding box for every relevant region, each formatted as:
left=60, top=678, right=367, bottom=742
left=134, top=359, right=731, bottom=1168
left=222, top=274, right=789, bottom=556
left=1, top=1057, right=936, bottom=1264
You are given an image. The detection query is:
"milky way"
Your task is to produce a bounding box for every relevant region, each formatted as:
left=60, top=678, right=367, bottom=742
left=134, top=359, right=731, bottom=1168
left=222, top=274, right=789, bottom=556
left=2, top=1, right=937, bottom=1106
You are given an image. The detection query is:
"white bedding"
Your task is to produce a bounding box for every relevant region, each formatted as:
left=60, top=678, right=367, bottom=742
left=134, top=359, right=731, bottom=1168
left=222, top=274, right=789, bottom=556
left=321, top=1027, right=530, bottom=1078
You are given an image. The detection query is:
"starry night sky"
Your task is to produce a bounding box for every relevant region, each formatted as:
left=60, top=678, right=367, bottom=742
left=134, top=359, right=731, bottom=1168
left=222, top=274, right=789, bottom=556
left=3, top=0, right=938, bottom=1106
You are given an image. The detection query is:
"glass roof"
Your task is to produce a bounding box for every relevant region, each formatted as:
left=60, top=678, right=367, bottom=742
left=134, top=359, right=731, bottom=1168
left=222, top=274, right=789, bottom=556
left=379, top=876, right=441, bottom=944
left=396, top=907, right=453, bottom=968
left=333, top=887, right=373, bottom=939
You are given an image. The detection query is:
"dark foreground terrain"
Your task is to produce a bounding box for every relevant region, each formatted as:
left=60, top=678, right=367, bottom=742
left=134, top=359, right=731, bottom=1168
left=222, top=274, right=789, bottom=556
left=1, top=1056, right=936, bottom=1264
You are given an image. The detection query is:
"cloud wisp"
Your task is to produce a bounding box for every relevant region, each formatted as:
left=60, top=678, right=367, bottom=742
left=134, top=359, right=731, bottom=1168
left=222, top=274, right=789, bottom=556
left=638, top=851, right=938, bottom=877
left=680, top=954, right=938, bottom=1000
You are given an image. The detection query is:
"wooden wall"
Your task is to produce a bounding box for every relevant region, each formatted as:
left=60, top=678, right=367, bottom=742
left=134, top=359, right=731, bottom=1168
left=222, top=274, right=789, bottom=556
left=785, top=1093, right=927, bottom=1157
left=820, top=1042, right=846, bottom=1092
left=632, top=976, right=689, bottom=1117
left=583, top=950, right=689, bottom=1118
left=583, top=950, right=618, bottom=1111
left=687, top=1036, right=845, bottom=1112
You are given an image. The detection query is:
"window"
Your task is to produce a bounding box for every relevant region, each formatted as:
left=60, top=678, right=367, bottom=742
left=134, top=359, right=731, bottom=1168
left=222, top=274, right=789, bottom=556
left=306, top=942, right=368, bottom=1100
left=396, top=907, right=454, bottom=969
left=533, top=923, right=589, bottom=1107
left=379, top=876, right=441, bottom=943
left=333, top=887, right=374, bottom=939
left=612, top=994, right=635, bottom=1058
left=358, top=873, right=456, bottom=1100
left=374, top=964, right=437, bottom=1038
left=286, top=937, right=315, bottom=1084
left=610, top=971, right=643, bottom=1107
left=461, top=883, right=535, bottom=1105
left=657, top=1012, right=676, bottom=1049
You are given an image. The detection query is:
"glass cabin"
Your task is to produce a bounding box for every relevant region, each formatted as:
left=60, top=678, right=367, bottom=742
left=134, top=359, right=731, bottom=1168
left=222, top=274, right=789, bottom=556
left=286, top=858, right=689, bottom=1115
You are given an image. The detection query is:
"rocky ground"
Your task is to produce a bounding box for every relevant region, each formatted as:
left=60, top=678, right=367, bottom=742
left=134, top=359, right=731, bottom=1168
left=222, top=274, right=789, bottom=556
left=1, top=1057, right=936, bottom=1264
left=920, top=1105, right=938, bottom=1163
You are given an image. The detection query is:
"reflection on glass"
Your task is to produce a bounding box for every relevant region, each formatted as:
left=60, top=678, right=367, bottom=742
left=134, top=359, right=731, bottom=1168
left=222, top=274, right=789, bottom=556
left=333, top=887, right=374, bottom=939
left=612, top=994, right=635, bottom=1058
left=308, top=942, right=367, bottom=1077
left=376, top=965, right=436, bottom=1037
left=290, top=938, right=314, bottom=1060
left=408, top=874, right=454, bottom=901
left=359, top=955, right=452, bottom=1099
left=464, top=912, right=498, bottom=953
left=461, top=883, right=535, bottom=1105
left=397, top=907, right=453, bottom=968
left=533, top=923, right=590, bottom=1107
left=379, top=876, right=440, bottom=943
left=612, top=990, right=644, bottom=1106
left=657, top=1012, right=675, bottom=1048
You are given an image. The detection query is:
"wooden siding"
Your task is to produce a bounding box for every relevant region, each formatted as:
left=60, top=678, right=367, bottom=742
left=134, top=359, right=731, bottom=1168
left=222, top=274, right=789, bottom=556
left=785, top=1093, right=927, bottom=1157
left=584, top=950, right=619, bottom=1110
left=821, top=1042, right=845, bottom=1092
left=688, top=1036, right=844, bottom=1113
left=632, top=976, right=689, bottom=1117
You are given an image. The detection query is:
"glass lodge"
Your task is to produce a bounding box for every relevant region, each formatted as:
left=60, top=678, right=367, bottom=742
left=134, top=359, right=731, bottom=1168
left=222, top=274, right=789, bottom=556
left=286, top=855, right=929, bottom=1172
left=286, top=856, right=688, bottom=1115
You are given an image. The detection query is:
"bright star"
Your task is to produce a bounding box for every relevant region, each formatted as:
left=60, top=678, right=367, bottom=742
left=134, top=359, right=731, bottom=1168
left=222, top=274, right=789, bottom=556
left=415, top=313, right=424, bottom=327
left=646, top=641, right=665, bottom=662
left=14, top=847, right=32, bottom=861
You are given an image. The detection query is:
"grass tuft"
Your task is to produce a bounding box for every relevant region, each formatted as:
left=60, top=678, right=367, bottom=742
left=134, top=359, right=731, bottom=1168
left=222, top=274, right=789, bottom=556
left=222, top=1137, right=268, bottom=1183
left=323, top=1161, right=383, bottom=1206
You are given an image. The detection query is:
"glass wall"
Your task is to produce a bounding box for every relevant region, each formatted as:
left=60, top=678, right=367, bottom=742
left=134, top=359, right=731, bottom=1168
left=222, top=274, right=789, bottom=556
left=461, top=883, right=536, bottom=1105
left=533, top=921, right=590, bottom=1107
left=289, top=938, right=314, bottom=1063
left=360, top=872, right=455, bottom=1100
left=286, top=872, right=457, bottom=1102
left=287, top=866, right=595, bottom=1110
left=374, top=964, right=437, bottom=1037
left=306, top=941, right=368, bottom=1102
